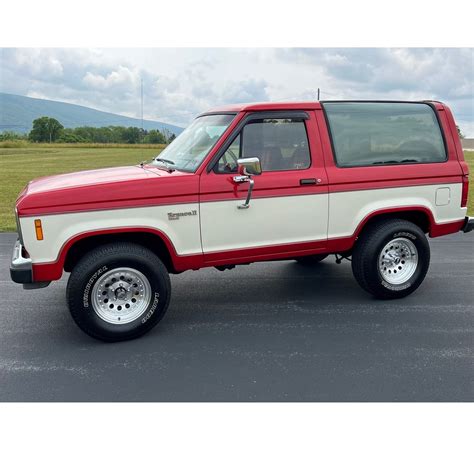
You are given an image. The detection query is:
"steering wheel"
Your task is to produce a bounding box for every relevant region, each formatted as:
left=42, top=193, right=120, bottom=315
left=221, top=151, right=239, bottom=172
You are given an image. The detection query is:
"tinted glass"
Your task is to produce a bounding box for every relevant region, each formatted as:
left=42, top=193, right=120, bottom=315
left=324, top=103, right=446, bottom=167
left=216, top=118, right=310, bottom=173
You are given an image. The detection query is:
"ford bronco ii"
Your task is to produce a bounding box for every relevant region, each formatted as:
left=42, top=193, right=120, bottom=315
left=10, top=101, right=473, bottom=341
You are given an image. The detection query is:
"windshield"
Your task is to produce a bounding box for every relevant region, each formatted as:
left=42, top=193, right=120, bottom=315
left=152, top=114, right=235, bottom=172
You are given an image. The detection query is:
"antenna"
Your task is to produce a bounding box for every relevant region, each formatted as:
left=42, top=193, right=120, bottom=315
left=140, top=78, right=144, bottom=157
left=317, top=88, right=320, bottom=101
left=140, top=78, right=144, bottom=132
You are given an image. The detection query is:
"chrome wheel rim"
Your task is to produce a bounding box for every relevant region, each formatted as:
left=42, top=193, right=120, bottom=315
left=378, top=238, right=418, bottom=285
left=91, top=267, right=151, bottom=325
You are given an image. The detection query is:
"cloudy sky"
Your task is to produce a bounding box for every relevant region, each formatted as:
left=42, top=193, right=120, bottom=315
left=1, top=48, right=473, bottom=136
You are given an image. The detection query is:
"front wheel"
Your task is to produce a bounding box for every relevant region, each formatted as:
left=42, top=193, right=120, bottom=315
left=351, top=219, right=430, bottom=299
left=67, top=242, right=171, bottom=342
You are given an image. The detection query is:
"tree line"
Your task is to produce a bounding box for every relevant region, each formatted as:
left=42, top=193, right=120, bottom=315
left=0, top=116, right=176, bottom=144
left=1, top=116, right=467, bottom=143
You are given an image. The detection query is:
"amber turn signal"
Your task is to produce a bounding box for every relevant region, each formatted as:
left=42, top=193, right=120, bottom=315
left=34, top=219, right=44, bottom=241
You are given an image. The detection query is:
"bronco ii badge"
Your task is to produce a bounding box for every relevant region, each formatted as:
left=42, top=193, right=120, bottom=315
left=167, top=210, right=198, bottom=221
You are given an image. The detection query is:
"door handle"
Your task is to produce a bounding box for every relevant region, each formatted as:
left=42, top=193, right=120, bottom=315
left=299, top=178, right=322, bottom=185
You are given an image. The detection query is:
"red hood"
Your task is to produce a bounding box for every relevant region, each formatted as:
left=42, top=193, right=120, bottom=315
left=17, top=165, right=199, bottom=216
left=25, top=165, right=162, bottom=195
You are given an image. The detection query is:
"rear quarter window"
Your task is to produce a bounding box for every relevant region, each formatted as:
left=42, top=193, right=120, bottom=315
left=323, top=102, right=447, bottom=167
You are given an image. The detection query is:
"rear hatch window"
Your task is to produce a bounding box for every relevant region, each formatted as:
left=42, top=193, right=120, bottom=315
left=323, top=102, right=446, bottom=167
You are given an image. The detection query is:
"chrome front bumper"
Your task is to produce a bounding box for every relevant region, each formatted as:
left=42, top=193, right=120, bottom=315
left=10, top=239, right=33, bottom=283
left=463, top=216, right=474, bottom=233
left=10, top=239, right=49, bottom=289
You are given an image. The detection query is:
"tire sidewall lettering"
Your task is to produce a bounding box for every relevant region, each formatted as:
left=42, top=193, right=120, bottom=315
left=141, top=292, right=160, bottom=324
left=393, top=231, right=416, bottom=240
left=83, top=265, right=108, bottom=308
left=381, top=280, right=412, bottom=291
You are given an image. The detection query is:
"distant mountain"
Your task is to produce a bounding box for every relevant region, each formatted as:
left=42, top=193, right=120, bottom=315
left=0, top=93, right=183, bottom=135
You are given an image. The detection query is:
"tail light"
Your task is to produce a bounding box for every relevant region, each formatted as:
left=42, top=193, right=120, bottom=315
left=461, top=175, right=469, bottom=208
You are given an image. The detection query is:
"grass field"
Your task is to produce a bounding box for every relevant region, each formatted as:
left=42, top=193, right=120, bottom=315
left=0, top=145, right=473, bottom=232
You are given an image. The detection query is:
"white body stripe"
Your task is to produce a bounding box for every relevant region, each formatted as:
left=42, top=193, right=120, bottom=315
left=20, top=203, right=202, bottom=264
left=19, top=183, right=466, bottom=265
left=328, top=183, right=465, bottom=239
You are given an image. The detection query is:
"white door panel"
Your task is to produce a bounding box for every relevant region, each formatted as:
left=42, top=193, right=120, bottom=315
left=200, top=194, right=329, bottom=253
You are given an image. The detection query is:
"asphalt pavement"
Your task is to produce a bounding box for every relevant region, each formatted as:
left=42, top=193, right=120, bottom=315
left=0, top=232, right=472, bottom=401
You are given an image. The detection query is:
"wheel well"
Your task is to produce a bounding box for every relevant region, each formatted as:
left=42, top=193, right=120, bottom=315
left=64, top=232, right=175, bottom=273
left=358, top=210, right=431, bottom=236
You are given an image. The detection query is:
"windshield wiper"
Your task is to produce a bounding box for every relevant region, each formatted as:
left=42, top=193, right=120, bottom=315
left=372, top=158, right=420, bottom=165
left=155, top=157, right=175, bottom=165
left=371, top=160, right=399, bottom=165
left=154, top=157, right=176, bottom=173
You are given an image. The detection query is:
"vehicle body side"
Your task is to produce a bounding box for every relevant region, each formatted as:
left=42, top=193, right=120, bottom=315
left=14, top=101, right=469, bottom=284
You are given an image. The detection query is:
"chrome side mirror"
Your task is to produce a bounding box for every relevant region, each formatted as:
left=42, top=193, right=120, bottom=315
left=233, top=157, right=262, bottom=209
left=237, top=157, right=262, bottom=176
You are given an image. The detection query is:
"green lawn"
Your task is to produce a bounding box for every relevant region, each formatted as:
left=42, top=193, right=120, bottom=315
left=0, top=145, right=473, bottom=232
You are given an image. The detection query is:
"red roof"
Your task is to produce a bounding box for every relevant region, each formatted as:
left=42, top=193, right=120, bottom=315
left=202, top=100, right=447, bottom=115
left=203, top=101, right=322, bottom=114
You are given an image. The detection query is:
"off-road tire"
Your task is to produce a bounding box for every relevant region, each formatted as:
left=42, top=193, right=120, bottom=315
left=67, top=242, right=171, bottom=342
left=351, top=219, right=430, bottom=299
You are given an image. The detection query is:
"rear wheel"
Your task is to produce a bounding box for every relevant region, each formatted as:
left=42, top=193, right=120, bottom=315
left=351, top=219, right=430, bottom=299
left=67, top=242, right=171, bottom=342
left=295, top=254, right=328, bottom=265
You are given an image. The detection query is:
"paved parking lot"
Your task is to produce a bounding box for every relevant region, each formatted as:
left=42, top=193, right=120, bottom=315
left=0, top=232, right=472, bottom=401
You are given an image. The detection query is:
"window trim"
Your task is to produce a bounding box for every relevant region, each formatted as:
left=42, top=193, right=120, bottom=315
left=320, top=101, right=448, bottom=169
left=196, top=111, right=238, bottom=118
left=206, top=110, right=311, bottom=174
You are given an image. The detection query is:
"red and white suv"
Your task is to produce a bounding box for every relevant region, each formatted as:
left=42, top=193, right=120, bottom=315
left=10, top=101, right=473, bottom=341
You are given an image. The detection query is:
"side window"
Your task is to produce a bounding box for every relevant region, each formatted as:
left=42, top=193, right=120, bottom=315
left=324, top=102, right=447, bottom=167
left=217, top=135, right=241, bottom=173
left=216, top=118, right=310, bottom=173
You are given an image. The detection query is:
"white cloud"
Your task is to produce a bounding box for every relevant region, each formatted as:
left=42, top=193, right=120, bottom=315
left=11, top=48, right=64, bottom=77
left=221, top=79, right=269, bottom=104
left=0, top=48, right=472, bottom=135
left=83, top=66, right=139, bottom=91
